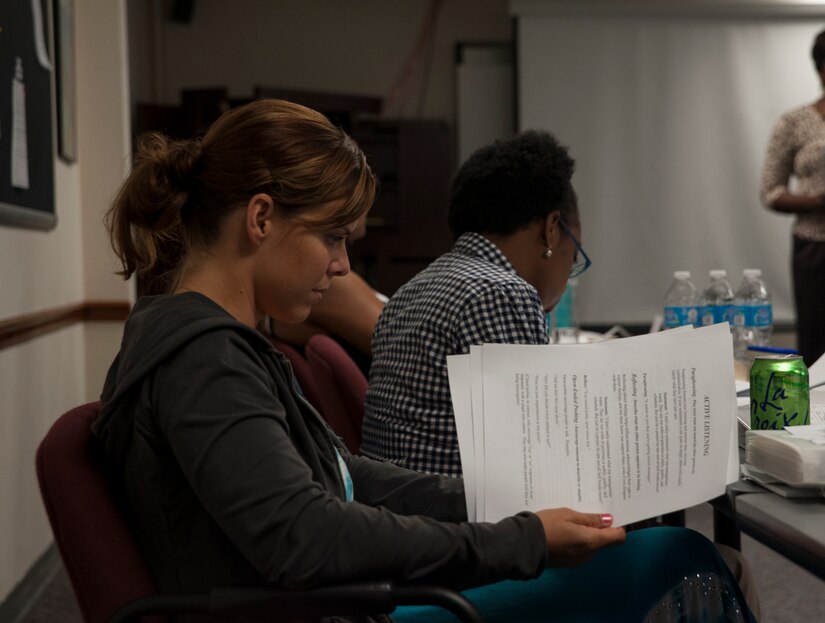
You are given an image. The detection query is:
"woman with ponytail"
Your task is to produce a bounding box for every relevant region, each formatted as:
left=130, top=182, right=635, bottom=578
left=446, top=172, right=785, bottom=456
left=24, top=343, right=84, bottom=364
left=94, top=99, right=756, bottom=622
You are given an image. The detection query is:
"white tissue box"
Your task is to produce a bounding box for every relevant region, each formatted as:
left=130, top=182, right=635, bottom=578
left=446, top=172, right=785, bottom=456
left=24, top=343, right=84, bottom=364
left=745, top=429, right=825, bottom=487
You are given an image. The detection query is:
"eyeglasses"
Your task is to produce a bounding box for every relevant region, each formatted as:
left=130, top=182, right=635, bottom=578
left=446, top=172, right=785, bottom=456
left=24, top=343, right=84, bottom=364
left=559, top=221, right=591, bottom=278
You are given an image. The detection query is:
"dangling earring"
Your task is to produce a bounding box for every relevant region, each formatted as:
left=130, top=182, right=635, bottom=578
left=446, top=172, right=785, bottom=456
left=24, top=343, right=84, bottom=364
left=544, top=247, right=553, bottom=259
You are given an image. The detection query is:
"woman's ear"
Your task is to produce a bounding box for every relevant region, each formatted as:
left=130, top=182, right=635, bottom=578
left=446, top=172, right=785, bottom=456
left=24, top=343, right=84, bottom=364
left=245, top=193, right=276, bottom=245
left=542, top=210, right=563, bottom=247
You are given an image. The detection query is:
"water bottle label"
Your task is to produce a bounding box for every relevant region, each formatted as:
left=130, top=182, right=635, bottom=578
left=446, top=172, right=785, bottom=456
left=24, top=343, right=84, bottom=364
left=664, top=306, right=680, bottom=328
left=742, top=304, right=772, bottom=328
left=700, top=304, right=733, bottom=325
left=664, top=305, right=697, bottom=328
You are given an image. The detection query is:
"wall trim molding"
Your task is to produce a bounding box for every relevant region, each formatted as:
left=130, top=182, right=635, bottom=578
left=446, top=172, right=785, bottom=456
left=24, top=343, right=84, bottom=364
left=0, top=300, right=131, bottom=351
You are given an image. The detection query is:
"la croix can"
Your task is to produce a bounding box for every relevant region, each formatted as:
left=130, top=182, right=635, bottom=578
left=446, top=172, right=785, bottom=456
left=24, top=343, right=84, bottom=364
left=750, top=354, right=810, bottom=430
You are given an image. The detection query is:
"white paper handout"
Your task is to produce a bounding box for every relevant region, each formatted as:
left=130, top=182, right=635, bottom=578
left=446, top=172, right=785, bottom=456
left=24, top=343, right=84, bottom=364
left=11, top=58, right=30, bottom=190
left=808, top=390, right=825, bottom=426
left=30, top=0, right=54, bottom=70
left=446, top=354, right=476, bottom=520
left=808, top=353, right=825, bottom=393
left=447, top=324, right=737, bottom=526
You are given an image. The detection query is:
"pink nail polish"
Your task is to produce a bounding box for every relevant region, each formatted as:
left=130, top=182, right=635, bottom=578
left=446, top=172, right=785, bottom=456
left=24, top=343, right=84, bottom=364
left=600, top=514, right=613, bottom=525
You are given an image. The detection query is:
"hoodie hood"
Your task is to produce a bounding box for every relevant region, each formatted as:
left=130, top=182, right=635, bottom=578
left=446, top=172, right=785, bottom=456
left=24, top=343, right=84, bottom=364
left=93, top=292, right=273, bottom=446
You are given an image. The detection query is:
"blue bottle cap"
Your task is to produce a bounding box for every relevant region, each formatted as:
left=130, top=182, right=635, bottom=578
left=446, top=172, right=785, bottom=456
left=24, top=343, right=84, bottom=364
left=746, top=345, right=799, bottom=355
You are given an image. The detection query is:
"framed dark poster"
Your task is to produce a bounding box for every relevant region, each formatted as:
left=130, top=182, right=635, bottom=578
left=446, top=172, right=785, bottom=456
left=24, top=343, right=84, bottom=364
left=0, top=0, right=56, bottom=230
left=54, top=0, right=75, bottom=163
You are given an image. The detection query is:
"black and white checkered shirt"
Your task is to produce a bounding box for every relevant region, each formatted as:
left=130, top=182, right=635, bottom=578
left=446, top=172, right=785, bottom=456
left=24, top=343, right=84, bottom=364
left=361, top=232, right=549, bottom=477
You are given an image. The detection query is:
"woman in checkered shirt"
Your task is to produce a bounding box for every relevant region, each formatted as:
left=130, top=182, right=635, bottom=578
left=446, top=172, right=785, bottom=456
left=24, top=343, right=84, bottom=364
left=363, top=130, right=585, bottom=478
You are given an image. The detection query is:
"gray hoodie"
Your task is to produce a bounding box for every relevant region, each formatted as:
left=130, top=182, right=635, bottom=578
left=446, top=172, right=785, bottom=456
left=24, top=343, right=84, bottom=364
left=93, top=292, right=546, bottom=607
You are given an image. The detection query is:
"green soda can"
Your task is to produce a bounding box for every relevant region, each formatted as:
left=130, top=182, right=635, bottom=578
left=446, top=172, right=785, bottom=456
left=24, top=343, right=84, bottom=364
left=750, top=355, right=810, bottom=430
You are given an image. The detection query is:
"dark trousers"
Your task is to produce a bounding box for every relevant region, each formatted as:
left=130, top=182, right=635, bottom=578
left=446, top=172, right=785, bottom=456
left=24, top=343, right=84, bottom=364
left=792, top=235, right=825, bottom=367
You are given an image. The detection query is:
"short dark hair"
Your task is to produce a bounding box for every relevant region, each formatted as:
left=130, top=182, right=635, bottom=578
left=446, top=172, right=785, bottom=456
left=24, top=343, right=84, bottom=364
left=447, top=130, right=577, bottom=239
left=812, top=28, right=825, bottom=72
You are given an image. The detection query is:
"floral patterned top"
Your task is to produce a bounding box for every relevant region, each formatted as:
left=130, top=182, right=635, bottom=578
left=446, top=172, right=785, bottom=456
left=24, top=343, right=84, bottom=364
left=761, top=104, right=825, bottom=240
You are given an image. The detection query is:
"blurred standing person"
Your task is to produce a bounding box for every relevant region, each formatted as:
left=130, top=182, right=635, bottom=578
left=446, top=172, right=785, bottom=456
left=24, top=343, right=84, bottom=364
left=761, top=27, right=825, bottom=366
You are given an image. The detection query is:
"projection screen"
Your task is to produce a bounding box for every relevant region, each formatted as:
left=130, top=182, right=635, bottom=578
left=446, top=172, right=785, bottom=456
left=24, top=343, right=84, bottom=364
left=514, top=1, right=825, bottom=327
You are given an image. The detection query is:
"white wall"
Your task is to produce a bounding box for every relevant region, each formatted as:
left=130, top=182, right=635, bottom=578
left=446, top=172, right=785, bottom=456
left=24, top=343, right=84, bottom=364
left=456, top=44, right=514, bottom=165
left=0, top=0, right=131, bottom=602
left=129, top=0, right=512, bottom=123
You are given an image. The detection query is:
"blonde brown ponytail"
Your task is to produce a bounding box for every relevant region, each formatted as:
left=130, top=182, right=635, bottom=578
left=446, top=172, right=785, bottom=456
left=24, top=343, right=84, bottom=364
left=106, top=99, right=376, bottom=294
left=106, top=133, right=202, bottom=288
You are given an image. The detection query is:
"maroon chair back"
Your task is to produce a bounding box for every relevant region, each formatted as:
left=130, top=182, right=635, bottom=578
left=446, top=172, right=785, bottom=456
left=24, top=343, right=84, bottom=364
left=35, top=402, right=164, bottom=623
left=35, top=404, right=484, bottom=623
left=305, top=334, right=368, bottom=454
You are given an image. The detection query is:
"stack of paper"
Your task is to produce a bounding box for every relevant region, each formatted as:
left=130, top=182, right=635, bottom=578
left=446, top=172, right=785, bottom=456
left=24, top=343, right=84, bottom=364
left=447, top=323, right=739, bottom=527
left=740, top=463, right=824, bottom=498
left=745, top=426, right=825, bottom=487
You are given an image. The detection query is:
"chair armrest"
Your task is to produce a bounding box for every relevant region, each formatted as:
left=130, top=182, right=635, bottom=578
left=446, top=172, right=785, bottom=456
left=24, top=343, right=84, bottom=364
left=209, top=582, right=396, bottom=618
left=110, top=582, right=484, bottom=623
left=109, top=593, right=208, bottom=622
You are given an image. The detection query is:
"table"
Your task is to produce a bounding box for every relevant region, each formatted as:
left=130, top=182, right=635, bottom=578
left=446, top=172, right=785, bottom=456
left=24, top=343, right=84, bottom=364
left=712, top=480, right=825, bottom=582
left=703, top=352, right=825, bottom=579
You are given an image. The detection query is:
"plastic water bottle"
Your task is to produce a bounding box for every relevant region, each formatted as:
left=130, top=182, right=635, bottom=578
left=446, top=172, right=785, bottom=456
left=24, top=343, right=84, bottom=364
left=663, top=271, right=698, bottom=329
left=699, top=269, right=735, bottom=328
left=552, top=280, right=579, bottom=343
left=732, top=268, right=773, bottom=362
